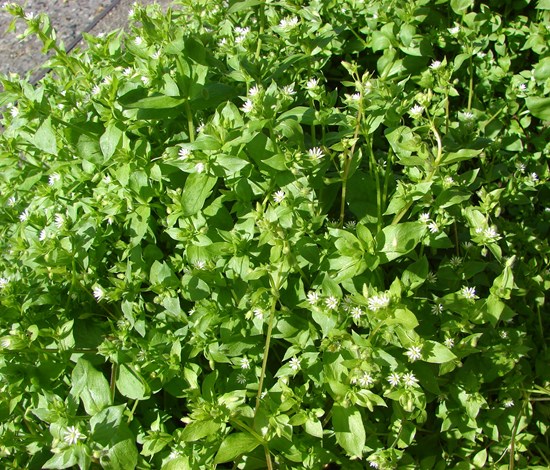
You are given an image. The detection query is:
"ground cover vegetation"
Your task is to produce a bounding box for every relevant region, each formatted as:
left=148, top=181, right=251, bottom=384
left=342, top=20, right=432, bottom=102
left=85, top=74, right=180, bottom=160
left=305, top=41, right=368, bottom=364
left=0, top=0, right=549, bottom=468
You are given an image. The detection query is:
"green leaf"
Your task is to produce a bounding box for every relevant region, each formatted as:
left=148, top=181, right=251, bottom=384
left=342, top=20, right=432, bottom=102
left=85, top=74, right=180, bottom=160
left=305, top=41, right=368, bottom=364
left=526, top=96, right=550, bottom=120
left=71, top=359, right=111, bottom=415
left=213, top=432, right=261, bottom=464
left=304, top=418, right=323, bottom=438
left=181, top=420, right=221, bottom=442
left=376, top=222, right=426, bottom=263
left=181, top=173, right=217, bottom=216
left=100, top=123, right=122, bottom=161
left=441, top=148, right=482, bottom=165
left=123, top=94, right=186, bottom=109
left=332, top=404, right=365, bottom=458
left=90, top=405, right=125, bottom=444
left=424, top=340, right=456, bottom=363
left=450, top=0, right=474, bottom=14
left=34, top=117, right=58, bottom=155
left=99, top=425, right=138, bottom=470
left=150, top=261, right=178, bottom=287
left=162, top=457, right=191, bottom=470
left=277, top=106, right=317, bottom=125
left=116, top=363, right=150, bottom=400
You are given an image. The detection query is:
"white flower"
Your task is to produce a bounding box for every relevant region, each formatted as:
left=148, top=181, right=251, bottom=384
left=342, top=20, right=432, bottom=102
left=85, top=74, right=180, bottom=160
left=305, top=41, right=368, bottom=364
left=273, top=190, right=285, bottom=203
left=282, top=84, right=296, bottom=96
left=289, top=357, right=301, bottom=371
left=461, top=286, right=477, bottom=300
left=178, top=147, right=191, bottom=160
left=24, top=11, right=35, bottom=21
left=518, top=83, right=527, bottom=92
left=387, top=372, right=400, bottom=386
left=93, top=286, right=104, bottom=301
left=402, top=372, right=418, bottom=387
left=477, top=51, right=486, bottom=59
left=409, top=104, right=424, bottom=119
left=306, top=78, right=319, bottom=90
left=359, top=372, right=373, bottom=387
left=351, top=307, right=363, bottom=321
left=141, top=76, right=150, bottom=86
left=419, top=213, right=430, bottom=223
left=7, top=196, right=16, bottom=206
left=307, top=291, right=319, bottom=304
left=426, top=271, right=437, bottom=283
left=449, top=256, right=462, bottom=268
left=279, top=16, right=299, bottom=29
left=241, top=357, right=250, bottom=369
left=92, top=85, right=101, bottom=96
left=152, top=50, right=161, bottom=60
left=196, top=122, right=205, bottom=133
left=54, top=213, right=64, bottom=228
left=122, top=67, right=134, bottom=77
left=39, top=229, right=47, bottom=241
left=236, top=373, right=247, bottom=384
left=444, top=176, right=455, bottom=186
left=428, top=222, right=439, bottom=234
left=218, top=38, right=227, bottom=47
left=448, top=25, right=460, bottom=35
left=194, top=162, right=205, bottom=173
left=102, top=76, right=112, bottom=85
left=431, top=303, right=443, bottom=315
left=405, top=345, right=422, bottom=362
left=253, top=308, right=264, bottom=319
left=350, top=92, right=361, bottom=101
left=48, top=173, right=61, bottom=186
left=368, top=293, right=390, bottom=312
left=463, top=111, right=475, bottom=121
left=503, top=399, right=514, bottom=408
left=444, top=338, right=454, bottom=349
left=430, top=60, right=443, bottom=70
left=369, top=460, right=379, bottom=469
left=10, top=106, right=19, bottom=118
left=345, top=220, right=357, bottom=229
left=530, top=172, right=538, bottom=182
left=241, top=99, right=254, bottom=114
left=500, top=330, right=508, bottom=339
left=134, top=36, right=143, bottom=46
left=364, top=81, right=373, bottom=94
left=19, top=209, right=30, bottom=222
left=64, top=426, right=86, bottom=445
left=516, top=162, right=526, bottom=173
left=248, top=85, right=260, bottom=97
left=0, top=278, right=8, bottom=289
left=308, top=147, right=324, bottom=160
left=325, top=296, right=338, bottom=310
left=194, top=260, right=206, bottom=270
left=483, top=227, right=498, bottom=239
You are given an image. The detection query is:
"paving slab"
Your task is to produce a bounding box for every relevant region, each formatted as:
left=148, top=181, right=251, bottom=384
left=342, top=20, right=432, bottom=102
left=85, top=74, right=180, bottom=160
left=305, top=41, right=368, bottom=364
left=0, top=0, right=174, bottom=80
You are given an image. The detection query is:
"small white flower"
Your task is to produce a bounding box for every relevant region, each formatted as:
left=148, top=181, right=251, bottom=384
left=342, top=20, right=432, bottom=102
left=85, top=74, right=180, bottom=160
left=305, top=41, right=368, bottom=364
left=351, top=307, right=363, bottom=321
left=350, top=92, right=361, bottom=101
left=427, top=271, right=437, bottom=283
left=306, top=78, right=319, bottom=90
left=141, top=76, right=150, bottom=86
left=419, top=213, right=430, bottom=223
left=54, top=213, right=64, bottom=228
left=10, top=106, right=19, bottom=118
left=387, top=372, right=400, bottom=387
left=234, top=26, right=250, bottom=36
left=325, top=296, right=338, bottom=310
left=194, top=260, right=206, bottom=270
left=402, top=372, right=418, bottom=387
left=48, top=173, right=61, bottom=186
left=368, top=293, right=390, bottom=312
left=530, top=172, right=538, bottom=182
left=253, top=308, right=264, bottom=319
left=444, top=176, right=455, bottom=186
left=64, top=426, right=86, bottom=445
left=359, top=372, right=373, bottom=387
left=308, top=147, right=324, bottom=160
left=0, top=278, right=8, bottom=289
left=409, top=104, right=424, bottom=119
left=39, top=228, right=47, bottom=241
left=236, top=373, right=247, bottom=384
left=430, top=60, right=443, bottom=70
left=461, top=286, right=477, bottom=300
left=151, top=50, right=161, bottom=60
left=432, top=303, right=443, bottom=315
left=518, top=83, right=527, bottom=92
left=503, top=399, right=514, bottom=408
left=289, top=357, right=301, bottom=371
left=194, top=162, right=205, bottom=173
left=218, top=37, right=227, bottom=47
left=122, top=67, right=134, bottom=77
left=19, top=209, right=30, bottom=222
left=178, top=147, right=191, bottom=160
left=273, top=190, right=285, bottom=203
left=405, top=345, right=422, bottom=362
left=102, top=76, right=112, bottom=85
left=448, top=25, right=460, bottom=35
left=7, top=196, right=16, bottom=206
left=282, top=84, right=296, bottom=96
left=196, top=122, right=205, bottom=133
left=345, top=220, right=357, bottom=229
left=92, top=85, right=101, bottom=96
left=500, top=330, right=508, bottom=339
left=364, top=81, right=373, bottom=94
left=241, top=357, right=250, bottom=369
left=307, top=291, right=319, bottom=305
left=462, top=241, right=473, bottom=250
left=241, top=99, right=254, bottom=113
left=477, top=51, right=486, bottom=59
left=24, top=11, right=35, bottom=21
left=516, top=162, right=526, bottom=173
left=444, top=337, right=454, bottom=349
left=463, top=111, right=475, bottom=121
left=428, top=222, right=439, bottom=234
left=248, top=85, right=260, bottom=97
left=134, top=36, right=143, bottom=46
left=369, top=460, right=380, bottom=469
left=449, top=256, right=462, bottom=268
left=483, top=227, right=498, bottom=239
left=93, top=286, right=104, bottom=301
left=279, top=16, right=299, bottom=29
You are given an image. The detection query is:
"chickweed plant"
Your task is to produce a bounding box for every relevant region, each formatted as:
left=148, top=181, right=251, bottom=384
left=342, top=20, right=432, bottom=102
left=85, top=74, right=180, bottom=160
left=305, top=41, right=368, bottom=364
left=1, top=0, right=549, bottom=468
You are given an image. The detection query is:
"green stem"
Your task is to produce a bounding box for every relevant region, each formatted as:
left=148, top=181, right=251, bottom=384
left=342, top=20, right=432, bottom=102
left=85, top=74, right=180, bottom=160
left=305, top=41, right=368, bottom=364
left=255, top=1, right=265, bottom=60
left=467, top=55, right=474, bottom=112
left=185, top=100, right=194, bottom=142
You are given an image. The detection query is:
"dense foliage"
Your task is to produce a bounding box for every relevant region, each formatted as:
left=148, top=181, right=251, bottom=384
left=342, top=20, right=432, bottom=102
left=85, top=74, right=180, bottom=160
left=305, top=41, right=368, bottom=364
left=1, top=0, right=549, bottom=468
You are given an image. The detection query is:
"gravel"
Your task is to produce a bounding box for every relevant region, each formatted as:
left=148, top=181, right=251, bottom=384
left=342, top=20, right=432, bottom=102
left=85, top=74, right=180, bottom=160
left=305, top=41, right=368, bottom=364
left=0, top=0, right=174, bottom=81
